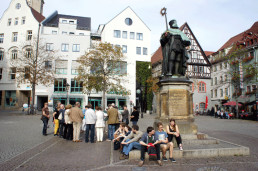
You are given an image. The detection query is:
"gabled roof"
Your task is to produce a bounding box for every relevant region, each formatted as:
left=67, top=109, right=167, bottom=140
left=151, top=22, right=211, bottom=66
left=217, top=21, right=258, bottom=51
left=101, top=6, right=151, bottom=33
left=30, top=7, right=45, bottom=23
left=204, top=51, right=215, bottom=57
left=42, top=11, right=91, bottom=31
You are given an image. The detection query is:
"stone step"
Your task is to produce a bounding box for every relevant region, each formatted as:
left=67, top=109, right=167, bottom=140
left=128, top=138, right=250, bottom=159
left=182, top=139, right=219, bottom=146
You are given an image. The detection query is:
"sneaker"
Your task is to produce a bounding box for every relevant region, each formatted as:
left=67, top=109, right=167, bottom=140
left=179, top=146, right=183, bottom=151
left=138, top=161, right=144, bottom=167
left=119, top=154, right=125, bottom=160
left=157, top=160, right=163, bottom=166
left=162, top=156, right=168, bottom=161
left=169, top=157, right=176, bottom=163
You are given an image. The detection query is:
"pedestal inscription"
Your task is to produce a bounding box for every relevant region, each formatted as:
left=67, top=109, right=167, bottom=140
left=169, top=89, right=188, bottom=117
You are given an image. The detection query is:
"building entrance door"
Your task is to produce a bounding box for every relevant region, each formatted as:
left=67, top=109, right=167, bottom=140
left=88, top=98, right=102, bottom=110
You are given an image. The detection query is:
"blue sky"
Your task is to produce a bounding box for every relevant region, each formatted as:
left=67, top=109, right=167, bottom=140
left=1, top=0, right=258, bottom=54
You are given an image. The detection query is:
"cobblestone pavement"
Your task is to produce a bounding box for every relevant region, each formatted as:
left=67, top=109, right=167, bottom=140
left=0, top=112, right=257, bottom=171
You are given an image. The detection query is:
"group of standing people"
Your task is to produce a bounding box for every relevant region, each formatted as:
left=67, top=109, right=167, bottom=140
left=41, top=101, right=140, bottom=144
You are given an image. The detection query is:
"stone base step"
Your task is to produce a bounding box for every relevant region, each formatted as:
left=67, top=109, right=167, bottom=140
left=128, top=137, right=250, bottom=159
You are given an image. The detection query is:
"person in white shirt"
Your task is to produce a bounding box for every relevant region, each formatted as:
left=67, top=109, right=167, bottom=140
left=95, top=106, right=107, bottom=142
left=85, top=104, right=97, bottom=143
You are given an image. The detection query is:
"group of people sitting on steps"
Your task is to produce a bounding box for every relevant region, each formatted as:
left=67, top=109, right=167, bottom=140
left=113, top=119, right=183, bottom=167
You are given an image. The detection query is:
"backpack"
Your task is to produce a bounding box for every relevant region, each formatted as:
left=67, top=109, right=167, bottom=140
left=147, top=143, right=157, bottom=161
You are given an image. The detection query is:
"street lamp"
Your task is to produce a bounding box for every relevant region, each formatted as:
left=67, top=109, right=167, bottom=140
left=136, top=88, right=144, bottom=118
left=66, top=83, right=70, bottom=105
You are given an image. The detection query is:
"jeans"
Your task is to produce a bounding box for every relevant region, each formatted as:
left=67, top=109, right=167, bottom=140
left=122, top=139, right=141, bottom=155
left=108, top=124, right=116, bottom=140
left=85, top=124, right=95, bottom=143
left=42, top=118, right=48, bottom=135
left=140, top=144, right=160, bottom=161
left=132, top=121, right=138, bottom=126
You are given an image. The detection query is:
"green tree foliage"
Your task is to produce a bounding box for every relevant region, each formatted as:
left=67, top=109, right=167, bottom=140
left=136, top=61, right=152, bottom=111
left=77, top=42, right=130, bottom=108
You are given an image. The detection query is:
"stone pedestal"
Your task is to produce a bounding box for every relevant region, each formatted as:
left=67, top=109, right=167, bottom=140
left=155, top=77, right=197, bottom=134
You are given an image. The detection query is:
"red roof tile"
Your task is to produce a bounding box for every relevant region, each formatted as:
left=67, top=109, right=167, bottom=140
left=151, top=46, right=162, bottom=64
left=204, top=51, right=215, bottom=57
left=30, top=7, right=45, bottom=23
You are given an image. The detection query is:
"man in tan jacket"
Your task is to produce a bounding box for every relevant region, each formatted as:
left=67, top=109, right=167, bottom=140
left=68, top=102, right=84, bottom=142
left=107, top=105, right=119, bottom=141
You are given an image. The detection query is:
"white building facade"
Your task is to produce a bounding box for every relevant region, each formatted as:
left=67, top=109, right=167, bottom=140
left=0, top=0, right=45, bottom=109
left=95, top=7, right=151, bottom=109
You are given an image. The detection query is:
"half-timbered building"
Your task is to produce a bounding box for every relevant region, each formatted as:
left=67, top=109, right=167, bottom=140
left=151, top=22, right=211, bottom=113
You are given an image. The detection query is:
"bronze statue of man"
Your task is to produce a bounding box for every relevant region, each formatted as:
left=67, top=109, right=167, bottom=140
left=160, top=19, right=191, bottom=76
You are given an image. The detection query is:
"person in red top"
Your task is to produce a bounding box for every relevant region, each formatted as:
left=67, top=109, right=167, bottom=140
left=42, top=102, right=50, bottom=136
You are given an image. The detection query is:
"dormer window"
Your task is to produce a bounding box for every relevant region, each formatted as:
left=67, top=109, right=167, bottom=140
left=69, top=32, right=75, bottom=35
left=62, top=20, right=67, bottom=24
left=69, top=21, right=75, bottom=24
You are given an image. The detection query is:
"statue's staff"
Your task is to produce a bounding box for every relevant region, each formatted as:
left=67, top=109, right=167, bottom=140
left=160, top=7, right=168, bottom=31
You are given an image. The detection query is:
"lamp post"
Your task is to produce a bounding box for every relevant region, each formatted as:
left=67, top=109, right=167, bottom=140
left=136, top=88, right=143, bottom=118
left=66, top=83, right=70, bottom=105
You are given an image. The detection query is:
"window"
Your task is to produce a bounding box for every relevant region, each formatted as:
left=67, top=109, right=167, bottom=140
left=55, top=60, right=68, bottom=74
left=198, top=82, right=206, bottom=93
left=114, top=61, right=127, bottom=75
left=215, top=89, right=217, bottom=97
left=136, top=47, right=141, bottom=55
left=24, top=67, right=30, bottom=79
left=211, top=79, right=213, bottom=86
left=143, top=48, right=148, bottom=55
left=136, top=33, right=143, bottom=40
left=214, top=65, right=217, bottom=72
left=22, top=17, right=26, bottom=24
left=225, top=88, right=228, bottom=96
left=252, top=85, right=257, bottom=91
left=0, top=50, right=4, bottom=60
left=122, top=31, right=127, bottom=39
left=61, top=44, right=69, bottom=52
left=0, top=68, right=2, bottom=80
left=79, top=33, right=84, bottom=36
left=72, top=44, right=80, bottom=52
left=69, top=32, right=75, bottom=35
left=225, top=75, right=228, bottom=82
left=11, top=50, right=18, bottom=59
left=220, top=76, right=223, bottom=83
left=27, top=30, right=32, bottom=40
left=71, top=80, right=83, bottom=93
left=220, top=63, right=222, bottom=70
left=0, top=34, right=4, bottom=43
left=16, top=3, right=21, bottom=9
left=122, top=45, right=127, bottom=53
left=8, top=18, right=11, bottom=26
left=46, top=43, right=54, bottom=51
left=130, top=32, right=135, bottom=39
left=193, top=66, right=198, bottom=72
left=69, top=20, right=75, bottom=24
left=247, top=86, right=251, bottom=93
left=10, top=68, right=16, bottom=80
left=71, top=60, right=81, bottom=75
left=12, top=32, right=18, bottom=42
left=114, top=30, right=121, bottom=38
left=125, top=18, right=132, bottom=26
left=54, top=79, right=67, bottom=92
left=62, top=20, right=67, bottom=23
left=199, top=66, right=203, bottom=73
left=62, top=31, right=67, bottom=35
left=211, top=90, right=213, bottom=98
left=215, top=77, right=217, bottom=85
left=220, top=89, right=223, bottom=97
left=25, top=48, right=32, bottom=58
left=52, top=30, right=57, bottom=35
left=199, top=103, right=205, bottom=110
left=45, top=61, right=52, bottom=70
left=224, top=62, right=227, bottom=69
left=14, top=18, right=18, bottom=25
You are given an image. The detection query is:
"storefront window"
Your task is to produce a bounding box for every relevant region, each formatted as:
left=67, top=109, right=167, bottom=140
left=5, top=91, right=16, bottom=107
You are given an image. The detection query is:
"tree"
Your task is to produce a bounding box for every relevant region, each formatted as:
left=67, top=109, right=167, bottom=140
left=225, top=45, right=257, bottom=118
left=77, top=42, right=130, bottom=109
left=10, top=38, right=57, bottom=113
